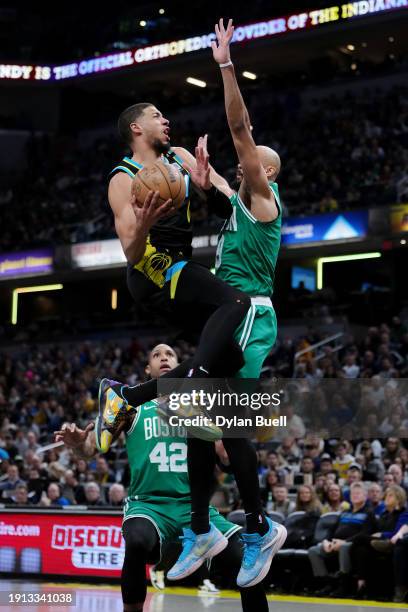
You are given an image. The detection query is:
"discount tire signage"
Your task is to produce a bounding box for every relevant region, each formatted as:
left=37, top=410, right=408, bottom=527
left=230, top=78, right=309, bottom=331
left=0, top=512, right=124, bottom=577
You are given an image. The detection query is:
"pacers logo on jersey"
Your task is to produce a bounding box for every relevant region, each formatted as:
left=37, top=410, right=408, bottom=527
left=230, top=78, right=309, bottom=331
left=134, top=241, right=173, bottom=288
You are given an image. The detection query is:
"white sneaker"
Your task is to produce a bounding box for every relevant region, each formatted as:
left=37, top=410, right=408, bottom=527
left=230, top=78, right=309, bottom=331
left=150, top=568, right=165, bottom=590
left=198, top=579, right=220, bottom=594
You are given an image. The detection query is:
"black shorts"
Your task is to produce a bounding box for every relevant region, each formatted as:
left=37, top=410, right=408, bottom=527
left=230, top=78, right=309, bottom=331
left=127, top=260, right=247, bottom=331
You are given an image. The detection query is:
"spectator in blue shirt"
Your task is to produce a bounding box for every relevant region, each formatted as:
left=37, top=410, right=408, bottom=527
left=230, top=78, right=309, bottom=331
left=0, top=448, right=10, bottom=461
left=0, top=464, right=25, bottom=500
left=41, top=482, right=71, bottom=507
left=350, top=485, right=407, bottom=599
left=308, top=482, right=376, bottom=596
left=367, top=482, right=386, bottom=517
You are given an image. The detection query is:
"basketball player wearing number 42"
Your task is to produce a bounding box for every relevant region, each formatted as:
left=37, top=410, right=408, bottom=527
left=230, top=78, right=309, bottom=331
left=55, top=344, right=270, bottom=612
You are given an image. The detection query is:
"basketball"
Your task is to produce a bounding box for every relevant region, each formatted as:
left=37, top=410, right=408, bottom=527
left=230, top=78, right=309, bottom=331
left=132, top=160, right=186, bottom=209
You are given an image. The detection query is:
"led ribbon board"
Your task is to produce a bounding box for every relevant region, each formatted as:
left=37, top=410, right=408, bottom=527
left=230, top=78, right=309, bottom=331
left=0, top=249, right=54, bottom=279
left=0, top=1, right=406, bottom=81
left=281, top=210, right=369, bottom=246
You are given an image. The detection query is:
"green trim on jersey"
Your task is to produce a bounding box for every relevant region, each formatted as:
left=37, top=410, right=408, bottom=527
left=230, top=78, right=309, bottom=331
left=215, top=182, right=282, bottom=297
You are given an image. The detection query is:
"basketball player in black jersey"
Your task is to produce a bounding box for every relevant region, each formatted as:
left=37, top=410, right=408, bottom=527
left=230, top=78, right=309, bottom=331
left=108, top=103, right=247, bottom=387
left=100, top=103, right=271, bottom=574
left=106, top=103, right=246, bottom=423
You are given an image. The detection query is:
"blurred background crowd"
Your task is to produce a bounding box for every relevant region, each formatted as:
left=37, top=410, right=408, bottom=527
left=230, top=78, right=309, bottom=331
left=1, top=315, right=408, bottom=599
left=1, top=82, right=407, bottom=252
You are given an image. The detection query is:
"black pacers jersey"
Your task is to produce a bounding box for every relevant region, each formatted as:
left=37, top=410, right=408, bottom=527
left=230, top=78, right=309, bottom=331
left=109, top=150, right=192, bottom=256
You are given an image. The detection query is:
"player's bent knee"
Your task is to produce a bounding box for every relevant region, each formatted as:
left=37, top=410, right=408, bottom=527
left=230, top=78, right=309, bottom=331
left=123, top=519, right=158, bottom=555
left=124, top=533, right=154, bottom=555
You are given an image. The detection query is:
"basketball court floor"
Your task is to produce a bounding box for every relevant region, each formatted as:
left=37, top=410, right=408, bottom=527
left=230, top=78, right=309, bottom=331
left=1, top=581, right=407, bottom=611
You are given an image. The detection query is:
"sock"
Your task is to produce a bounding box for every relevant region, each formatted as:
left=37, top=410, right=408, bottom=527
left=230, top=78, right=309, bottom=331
left=110, top=358, right=194, bottom=406
left=187, top=366, right=209, bottom=378
left=240, top=585, right=269, bottom=612
left=188, top=438, right=215, bottom=535
left=245, top=511, right=269, bottom=536
left=222, top=439, right=267, bottom=535
left=111, top=380, right=156, bottom=406
left=191, top=511, right=210, bottom=535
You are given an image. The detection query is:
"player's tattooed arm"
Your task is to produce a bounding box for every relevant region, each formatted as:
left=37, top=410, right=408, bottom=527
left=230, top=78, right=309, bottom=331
left=108, top=173, right=174, bottom=265
left=54, top=422, right=98, bottom=459
left=212, top=19, right=278, bottom=221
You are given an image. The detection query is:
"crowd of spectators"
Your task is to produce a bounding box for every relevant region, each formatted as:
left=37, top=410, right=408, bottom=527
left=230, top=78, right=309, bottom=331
left=1, top=81, right=407, bottom=252
left=0, top=315, right=407, bottom=600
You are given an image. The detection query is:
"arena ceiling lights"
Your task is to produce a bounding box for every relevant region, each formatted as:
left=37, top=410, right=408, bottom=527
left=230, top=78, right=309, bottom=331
left=242, top=71, right=257, bottom=80
left=0, top=1, right=406, bottom=82
left=186, top=77, right=206, bottom=88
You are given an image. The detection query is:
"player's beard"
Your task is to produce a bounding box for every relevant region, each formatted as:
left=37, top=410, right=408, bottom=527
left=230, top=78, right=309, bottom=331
left=152, top=138, right=171, bottom=155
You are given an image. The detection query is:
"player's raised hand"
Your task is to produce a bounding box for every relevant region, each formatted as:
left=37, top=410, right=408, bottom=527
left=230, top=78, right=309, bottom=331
left=185, top=134, right=211, bottom=190
left=211, top=18, right=234, bottom=65
left=54, top=421, right=94, bottom=448
left=131, top=190, right=176, bottom=228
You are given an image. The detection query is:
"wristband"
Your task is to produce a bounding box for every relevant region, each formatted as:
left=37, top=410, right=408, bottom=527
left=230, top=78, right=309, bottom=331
left=219, top=61, right=233, bottom=68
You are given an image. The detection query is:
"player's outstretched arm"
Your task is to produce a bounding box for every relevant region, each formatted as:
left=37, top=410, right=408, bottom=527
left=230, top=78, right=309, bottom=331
left=54, top=422, right=97, bottom=459
left=212, top=19, right=278, bottom=221
left=173, top=142, right=233, bottom=197
left=174, top=137, right=234, bottom=218
left=108, top=173, right=175, bottom=265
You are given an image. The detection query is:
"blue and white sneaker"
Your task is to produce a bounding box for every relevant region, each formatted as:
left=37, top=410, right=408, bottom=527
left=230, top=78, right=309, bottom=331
left=237, top=518, right=287, bottom=588
left=167, top=523, right=228, bottom=581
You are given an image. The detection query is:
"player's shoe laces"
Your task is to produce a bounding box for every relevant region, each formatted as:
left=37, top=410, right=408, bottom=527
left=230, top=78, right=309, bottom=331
left=156, top=398, right=223, bottom=442
left=95, top=378, right=135, bottom=453
left=167, top=523, right=228, bottom=581
left=237, top=518, right=287, bottom=588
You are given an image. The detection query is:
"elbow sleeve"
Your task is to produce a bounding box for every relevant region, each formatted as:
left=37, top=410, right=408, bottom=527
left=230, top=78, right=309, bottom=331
left=206, top=185, right=233, bottom=219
